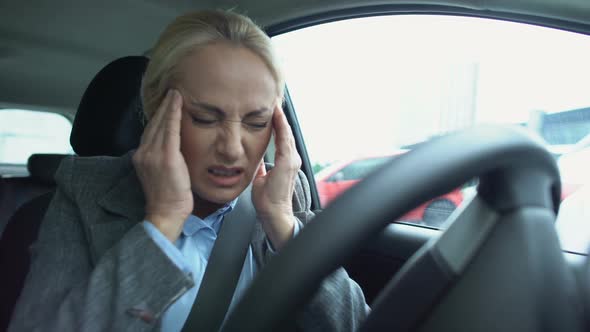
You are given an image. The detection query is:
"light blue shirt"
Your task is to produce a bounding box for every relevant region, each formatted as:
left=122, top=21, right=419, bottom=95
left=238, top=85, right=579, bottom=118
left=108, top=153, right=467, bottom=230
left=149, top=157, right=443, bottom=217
left=142, top=199, right=300, bottom=331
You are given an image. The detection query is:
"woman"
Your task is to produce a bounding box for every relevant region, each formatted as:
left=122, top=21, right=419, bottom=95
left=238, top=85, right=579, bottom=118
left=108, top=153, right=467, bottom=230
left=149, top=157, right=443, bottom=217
left=10, top=9, right=368, bottom=332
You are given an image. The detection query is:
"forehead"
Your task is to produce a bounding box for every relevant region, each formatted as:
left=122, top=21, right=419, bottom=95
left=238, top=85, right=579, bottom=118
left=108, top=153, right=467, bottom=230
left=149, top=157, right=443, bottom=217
left=178, top=42, right=277, bottom=111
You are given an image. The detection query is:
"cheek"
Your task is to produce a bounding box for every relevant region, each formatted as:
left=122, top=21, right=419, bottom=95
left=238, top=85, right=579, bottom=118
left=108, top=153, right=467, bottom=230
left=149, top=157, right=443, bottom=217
left=180, top=124, right=211, bottom=166
left=246, top=129, right=272, bottom=159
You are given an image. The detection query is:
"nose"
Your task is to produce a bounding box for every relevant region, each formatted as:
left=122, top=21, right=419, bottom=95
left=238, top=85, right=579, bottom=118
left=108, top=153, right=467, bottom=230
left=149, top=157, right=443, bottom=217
left=215, top=121, right=244, bottom=163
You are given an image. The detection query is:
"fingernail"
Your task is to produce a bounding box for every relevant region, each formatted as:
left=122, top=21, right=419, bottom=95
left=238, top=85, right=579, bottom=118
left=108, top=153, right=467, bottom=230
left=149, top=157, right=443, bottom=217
left=172, top=90, right=183, bottom=108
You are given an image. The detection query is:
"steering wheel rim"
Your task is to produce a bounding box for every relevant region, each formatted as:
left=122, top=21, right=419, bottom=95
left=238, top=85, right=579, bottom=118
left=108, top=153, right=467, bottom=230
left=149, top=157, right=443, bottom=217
left=221, top=125, right=561, bottom=332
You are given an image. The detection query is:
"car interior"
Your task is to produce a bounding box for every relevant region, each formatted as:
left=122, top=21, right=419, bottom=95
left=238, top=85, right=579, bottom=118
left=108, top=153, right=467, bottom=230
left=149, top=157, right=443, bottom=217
left=1, top=0, right=589, bottom=331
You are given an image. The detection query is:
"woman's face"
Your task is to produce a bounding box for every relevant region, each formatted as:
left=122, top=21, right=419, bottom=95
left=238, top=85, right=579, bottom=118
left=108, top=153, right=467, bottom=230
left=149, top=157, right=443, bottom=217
left=176, top=42, right=277, bottom=213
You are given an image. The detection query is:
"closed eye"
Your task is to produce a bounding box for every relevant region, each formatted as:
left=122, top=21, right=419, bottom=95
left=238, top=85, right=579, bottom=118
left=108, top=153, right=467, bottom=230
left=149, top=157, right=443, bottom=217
left=190, top=115, right=218, bottom=126
left=244, top=121, right=269, bottom=129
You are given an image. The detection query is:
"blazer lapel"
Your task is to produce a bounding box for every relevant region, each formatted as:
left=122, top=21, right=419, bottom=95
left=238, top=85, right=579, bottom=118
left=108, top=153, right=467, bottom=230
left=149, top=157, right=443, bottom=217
left=87, top=164, right=146, bottom=262
left=97, top=168, right=146, bottom=223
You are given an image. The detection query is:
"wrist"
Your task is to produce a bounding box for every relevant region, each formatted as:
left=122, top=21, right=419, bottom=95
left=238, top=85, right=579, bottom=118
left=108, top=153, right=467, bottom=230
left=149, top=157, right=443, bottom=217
left=261, top=214, right=295, bottom=251
left=145, top=214, right=186, bottom=242
left=257, top=204, right=293, bottom=224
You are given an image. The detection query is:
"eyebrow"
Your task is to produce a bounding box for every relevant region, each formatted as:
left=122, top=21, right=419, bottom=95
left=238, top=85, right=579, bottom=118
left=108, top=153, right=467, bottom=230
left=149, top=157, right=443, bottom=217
left=243, top=108, right=272, bottom=117
left=187, top=101, right=225, bottom=116
left=187, top=100, right=272, bottom=117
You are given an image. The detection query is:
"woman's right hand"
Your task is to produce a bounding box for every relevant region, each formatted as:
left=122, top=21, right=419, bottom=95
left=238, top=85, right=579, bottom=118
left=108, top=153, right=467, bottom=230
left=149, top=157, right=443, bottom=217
left=132, top=89, right=193, bottom=242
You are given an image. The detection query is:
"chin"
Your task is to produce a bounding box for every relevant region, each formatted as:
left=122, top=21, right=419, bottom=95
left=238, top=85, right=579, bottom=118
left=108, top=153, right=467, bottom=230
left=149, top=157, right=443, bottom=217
left=194, top=184, right=245, bottom=205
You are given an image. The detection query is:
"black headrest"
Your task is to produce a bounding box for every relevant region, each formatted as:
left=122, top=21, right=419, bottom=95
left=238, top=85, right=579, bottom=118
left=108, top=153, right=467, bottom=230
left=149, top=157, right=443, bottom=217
left=70, top=56, right=148, bottom=156
left=27, top=154, right=67, bottom=185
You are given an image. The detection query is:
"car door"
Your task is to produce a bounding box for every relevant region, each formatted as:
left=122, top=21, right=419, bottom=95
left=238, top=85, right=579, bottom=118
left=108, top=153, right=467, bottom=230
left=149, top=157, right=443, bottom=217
left=268, top=7, right=590, bottom=304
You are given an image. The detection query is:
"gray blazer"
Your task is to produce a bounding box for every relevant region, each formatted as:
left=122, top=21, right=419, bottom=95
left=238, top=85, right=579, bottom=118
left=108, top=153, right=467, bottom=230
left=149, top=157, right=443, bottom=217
left=9, top=152, right=368, bottom=331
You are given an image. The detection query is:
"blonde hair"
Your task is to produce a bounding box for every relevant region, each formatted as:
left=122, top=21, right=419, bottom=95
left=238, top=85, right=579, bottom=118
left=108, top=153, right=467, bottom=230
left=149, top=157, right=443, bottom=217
left=141, top=10, right=284, bottom=120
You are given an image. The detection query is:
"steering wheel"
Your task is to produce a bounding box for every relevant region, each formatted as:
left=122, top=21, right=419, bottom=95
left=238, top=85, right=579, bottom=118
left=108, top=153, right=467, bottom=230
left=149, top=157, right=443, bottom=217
left=221, top=125, right=561, bottom=331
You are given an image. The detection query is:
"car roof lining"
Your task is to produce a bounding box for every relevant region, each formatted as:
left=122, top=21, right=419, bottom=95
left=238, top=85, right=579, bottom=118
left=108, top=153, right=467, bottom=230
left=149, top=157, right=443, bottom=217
left=266, top=4, right=590, bottom=36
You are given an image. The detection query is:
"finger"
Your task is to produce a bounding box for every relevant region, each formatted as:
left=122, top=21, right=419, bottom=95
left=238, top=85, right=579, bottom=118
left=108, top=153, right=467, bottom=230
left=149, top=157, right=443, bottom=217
left=272, top=105, right=298, bottom=166
left=255, top=159, right=267, bottom=178
left=160, top=89, right=183, bottom=150
left=141, top=89, right=173, bottom=145
left=152, top=89, right=180, bottom=147
left=142, top=89, right=172, bottom=143
left=272, top=105, right=292, bottom=151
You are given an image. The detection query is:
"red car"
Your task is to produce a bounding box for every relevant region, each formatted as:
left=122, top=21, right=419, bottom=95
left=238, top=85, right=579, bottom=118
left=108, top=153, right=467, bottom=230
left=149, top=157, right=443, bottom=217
left=315, top=152, right=464, bottom=227
left=557, top=134, right=590, bottom=201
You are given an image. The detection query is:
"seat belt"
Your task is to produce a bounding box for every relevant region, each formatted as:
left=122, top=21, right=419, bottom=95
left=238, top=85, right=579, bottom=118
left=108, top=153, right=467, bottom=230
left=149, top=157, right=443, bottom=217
left=181, top=184, right=258, bottom=332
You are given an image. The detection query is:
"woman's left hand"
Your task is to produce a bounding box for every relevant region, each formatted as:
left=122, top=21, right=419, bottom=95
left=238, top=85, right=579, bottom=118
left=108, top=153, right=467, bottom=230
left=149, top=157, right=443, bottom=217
left=252, top=102, right=302, bottom=250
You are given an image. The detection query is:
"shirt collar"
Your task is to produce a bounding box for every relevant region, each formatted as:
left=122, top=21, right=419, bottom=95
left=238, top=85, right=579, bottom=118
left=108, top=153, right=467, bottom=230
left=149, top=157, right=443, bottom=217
left=181, top=197, right=239, bottom=237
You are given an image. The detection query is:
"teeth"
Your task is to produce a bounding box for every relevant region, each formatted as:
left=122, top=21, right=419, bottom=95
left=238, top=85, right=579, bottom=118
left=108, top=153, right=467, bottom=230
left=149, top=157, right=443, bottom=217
left=210, top=168, right=239, bottom=176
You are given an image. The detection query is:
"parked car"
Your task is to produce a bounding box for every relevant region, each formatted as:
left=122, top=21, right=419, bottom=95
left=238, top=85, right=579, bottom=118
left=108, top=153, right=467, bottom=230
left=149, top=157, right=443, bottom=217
left=315, top=152, right=464, bottom=226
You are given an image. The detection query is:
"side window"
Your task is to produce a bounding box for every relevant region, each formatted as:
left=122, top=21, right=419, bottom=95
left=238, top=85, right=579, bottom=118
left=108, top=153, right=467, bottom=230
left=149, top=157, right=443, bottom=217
left=337, top=157, right=393, bottom=181
left=273, top=15, right=590, bottom=253
left=0, top=109, right=74, bottom=176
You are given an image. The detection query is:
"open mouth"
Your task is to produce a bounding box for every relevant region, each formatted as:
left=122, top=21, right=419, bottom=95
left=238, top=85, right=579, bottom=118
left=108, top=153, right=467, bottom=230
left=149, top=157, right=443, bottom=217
left=206, top=166, right=245, bottom=187
left=208, top=167, right=243, bottom=176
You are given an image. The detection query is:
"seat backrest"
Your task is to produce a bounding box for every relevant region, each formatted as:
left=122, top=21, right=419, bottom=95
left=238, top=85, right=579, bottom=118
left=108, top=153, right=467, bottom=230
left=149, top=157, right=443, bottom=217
left=0, top=55, right=149, bottom=331
left=0, top=154, right=66, bottom=237
left=27, top=154, right=68, bottom=186
left=0, top=152, right=65, bottom=331
left=0, top=192, right=53, bottom=332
